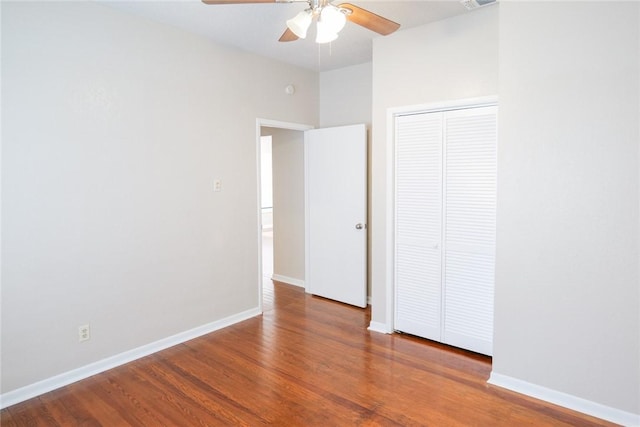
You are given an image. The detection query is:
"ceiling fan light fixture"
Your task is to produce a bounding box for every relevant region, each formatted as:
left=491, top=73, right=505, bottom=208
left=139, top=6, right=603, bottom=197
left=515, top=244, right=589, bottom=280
left=319, top=5, right=347, bottom=34
left=315, top=19, right=338, bottom=44
left=286, top=9, right=312, bottom=39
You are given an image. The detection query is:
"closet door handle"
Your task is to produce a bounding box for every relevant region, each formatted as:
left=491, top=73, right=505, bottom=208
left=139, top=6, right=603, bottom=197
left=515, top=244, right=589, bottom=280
left=355, top=223, right=365, bottom=230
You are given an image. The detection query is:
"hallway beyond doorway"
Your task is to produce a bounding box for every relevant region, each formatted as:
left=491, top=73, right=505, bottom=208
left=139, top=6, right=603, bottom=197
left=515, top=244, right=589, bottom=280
left=262, top=229, right=274, bottom=310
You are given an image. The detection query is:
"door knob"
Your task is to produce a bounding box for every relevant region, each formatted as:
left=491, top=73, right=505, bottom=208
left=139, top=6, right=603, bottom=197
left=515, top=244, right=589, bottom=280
left=355, top=223, right=365, bottom=230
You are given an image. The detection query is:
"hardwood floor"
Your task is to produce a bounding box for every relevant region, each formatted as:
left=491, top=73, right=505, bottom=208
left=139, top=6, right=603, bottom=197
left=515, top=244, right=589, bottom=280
left=1, top=282, right=616, bottom=426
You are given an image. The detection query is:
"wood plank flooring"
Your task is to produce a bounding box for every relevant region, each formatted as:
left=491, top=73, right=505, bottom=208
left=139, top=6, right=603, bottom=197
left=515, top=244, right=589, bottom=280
left=1, top=282, right=616, bottom=426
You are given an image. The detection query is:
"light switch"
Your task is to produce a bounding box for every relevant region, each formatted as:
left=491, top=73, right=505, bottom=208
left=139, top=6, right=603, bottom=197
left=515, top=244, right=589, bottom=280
left=214, top=179, right=222, bottom=192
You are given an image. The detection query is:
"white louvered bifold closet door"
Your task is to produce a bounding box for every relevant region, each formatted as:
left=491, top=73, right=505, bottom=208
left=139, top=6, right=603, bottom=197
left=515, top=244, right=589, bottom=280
left=394, top=104, right=497, bottom=356
left=442, top=106, right=497, bottom=356
left=394, top=112, right=444, bottom=341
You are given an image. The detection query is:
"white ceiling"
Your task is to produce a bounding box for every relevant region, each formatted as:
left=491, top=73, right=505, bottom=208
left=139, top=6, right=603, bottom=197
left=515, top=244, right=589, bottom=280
left=99, top=0, right=472, bottom=71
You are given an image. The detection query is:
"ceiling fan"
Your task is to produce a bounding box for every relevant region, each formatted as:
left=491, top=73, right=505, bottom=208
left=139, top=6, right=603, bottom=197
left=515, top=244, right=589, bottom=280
left=201, top=0, right=401, bottom=44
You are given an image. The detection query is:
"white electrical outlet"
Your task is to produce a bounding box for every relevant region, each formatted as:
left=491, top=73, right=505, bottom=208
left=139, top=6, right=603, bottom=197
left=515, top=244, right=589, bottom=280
left=213, top=179, right=222, bottom=192
left=78, top=324, right=90, bottom=342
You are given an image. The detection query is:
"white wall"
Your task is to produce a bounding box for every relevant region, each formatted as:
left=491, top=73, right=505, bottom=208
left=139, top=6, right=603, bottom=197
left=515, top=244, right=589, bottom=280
left=493, top=1, right=639, bottom=417
left=320, top=62, right=372, bottom=129
left=260, top=136, right=273, bottom=211
left=370, top=1, right=640, bottom=421
left=1, top=1, right=318, bottom=395
left=370, top=5, right=499, bottom=326
left=260, top=136, right=273, bottom=230
left=262, top=127, right=305, bottom=284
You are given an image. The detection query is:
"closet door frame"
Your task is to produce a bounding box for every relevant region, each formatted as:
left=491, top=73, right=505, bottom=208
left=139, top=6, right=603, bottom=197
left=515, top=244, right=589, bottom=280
left=385, top=96, right=498, bottom=338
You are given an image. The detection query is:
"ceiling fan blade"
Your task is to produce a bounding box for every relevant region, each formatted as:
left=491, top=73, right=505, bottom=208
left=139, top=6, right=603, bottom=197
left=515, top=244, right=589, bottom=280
left=338, top=3, right=400, bottom=36
left=202, top=0, right=276, bottom=5
left=279, top=28, right=299, bottom=42
left=202, top=0, right=308, bottom=4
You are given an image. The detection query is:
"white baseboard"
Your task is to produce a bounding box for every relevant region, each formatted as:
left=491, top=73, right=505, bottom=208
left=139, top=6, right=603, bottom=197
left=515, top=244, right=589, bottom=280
left=488, top=372, right=640, bottom=427
left=0, top=307, right=261, bottom=410
left=368, top=321, right=393, bottom=334
left=271, top=274, right=304, bottom=288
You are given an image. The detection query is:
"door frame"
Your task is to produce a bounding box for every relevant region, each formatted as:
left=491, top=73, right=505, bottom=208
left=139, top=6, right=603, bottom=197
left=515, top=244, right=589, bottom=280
left=256, top=118, right=313, bottom=313
left=383, top=96, right=498, bottom=333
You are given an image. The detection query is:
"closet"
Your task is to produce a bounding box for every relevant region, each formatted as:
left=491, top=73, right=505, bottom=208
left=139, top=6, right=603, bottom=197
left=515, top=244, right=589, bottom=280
left=394, top=104, right=497, bottom=356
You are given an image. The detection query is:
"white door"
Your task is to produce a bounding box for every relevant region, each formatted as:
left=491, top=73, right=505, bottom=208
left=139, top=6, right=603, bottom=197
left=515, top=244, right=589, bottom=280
left=442, top=106, right=497, bottom=356
left=306, top=124, right=367, bottom=308
left=394, top=112, right=444, bottom=340
left=394, top=105, right=497, bottom=356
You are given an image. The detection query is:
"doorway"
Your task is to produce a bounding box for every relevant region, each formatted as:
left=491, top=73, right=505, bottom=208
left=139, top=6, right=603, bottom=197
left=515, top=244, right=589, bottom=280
left=256, top=119, right=369, bottom=312
left=390, top=99, right=497, bottom=356
left=260, top=135, right=275, bottom=308
left=257, top=119, right=313, bottom=312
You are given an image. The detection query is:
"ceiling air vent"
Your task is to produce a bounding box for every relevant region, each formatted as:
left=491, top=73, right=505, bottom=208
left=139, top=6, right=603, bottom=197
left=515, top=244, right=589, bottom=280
left=460, top=0, right=496, bottom=11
